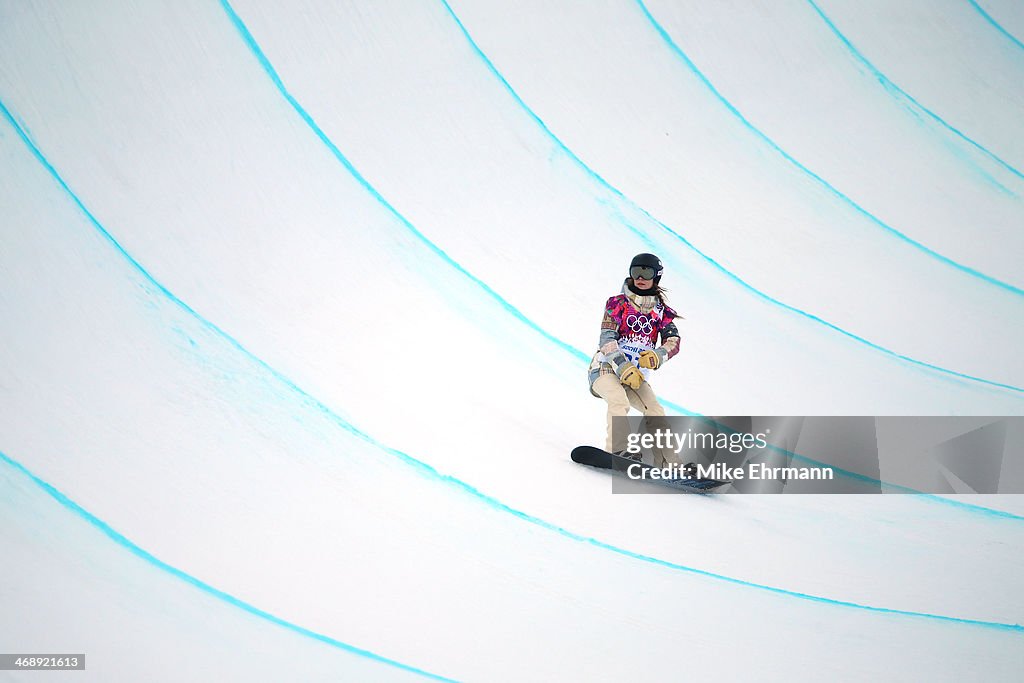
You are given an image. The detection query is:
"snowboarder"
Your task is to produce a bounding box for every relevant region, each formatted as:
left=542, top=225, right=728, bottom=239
left=588, top=253, right=682, bottom=465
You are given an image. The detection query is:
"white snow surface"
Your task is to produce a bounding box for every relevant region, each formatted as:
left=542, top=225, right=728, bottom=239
left=1, top=0, right=1022, bottom=680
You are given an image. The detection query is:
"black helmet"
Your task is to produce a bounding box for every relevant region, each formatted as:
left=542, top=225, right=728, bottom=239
left=629, top=253, right=663, bottom=284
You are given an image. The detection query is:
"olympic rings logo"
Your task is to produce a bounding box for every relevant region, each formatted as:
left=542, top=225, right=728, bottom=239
left=626, top=314, right=653, bottom=335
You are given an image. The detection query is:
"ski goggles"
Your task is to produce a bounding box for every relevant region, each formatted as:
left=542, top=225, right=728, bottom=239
left=630, top=265, right=658, bottom=280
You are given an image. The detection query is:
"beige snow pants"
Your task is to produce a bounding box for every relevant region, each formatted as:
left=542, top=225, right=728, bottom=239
left=591, top=373, right=676, bottom=466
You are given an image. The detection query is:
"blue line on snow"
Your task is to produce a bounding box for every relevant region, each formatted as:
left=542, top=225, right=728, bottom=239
left=2, top=447, right=1022, bottom=636
left=966, top=0, right=1024, bottom=52
left=214, top=0, right=584, bottom=365
left=432, top=0, right=1024, bottom=393
left=0, top=450, right=457, bottom=682
left=2, top=104, right=1023, bottom=629
left=805, top=0, right=1024, bottom=182
left=634, top=0, right=1024, bottom=273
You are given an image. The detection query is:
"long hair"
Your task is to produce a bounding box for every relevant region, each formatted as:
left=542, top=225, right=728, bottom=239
left=626, top=278, right=669, bottom=305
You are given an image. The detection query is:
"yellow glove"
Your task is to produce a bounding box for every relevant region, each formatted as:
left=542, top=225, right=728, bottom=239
left=638, top=350, right=661, bottom=370
left=619, top=364, right=643, bottom=390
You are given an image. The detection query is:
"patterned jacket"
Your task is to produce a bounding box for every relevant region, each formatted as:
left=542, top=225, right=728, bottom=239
left=588, top=281, right=681, bottom=394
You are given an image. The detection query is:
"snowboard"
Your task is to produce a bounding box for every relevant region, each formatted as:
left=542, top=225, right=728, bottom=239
left=571, top=446, right=730, bottom=492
